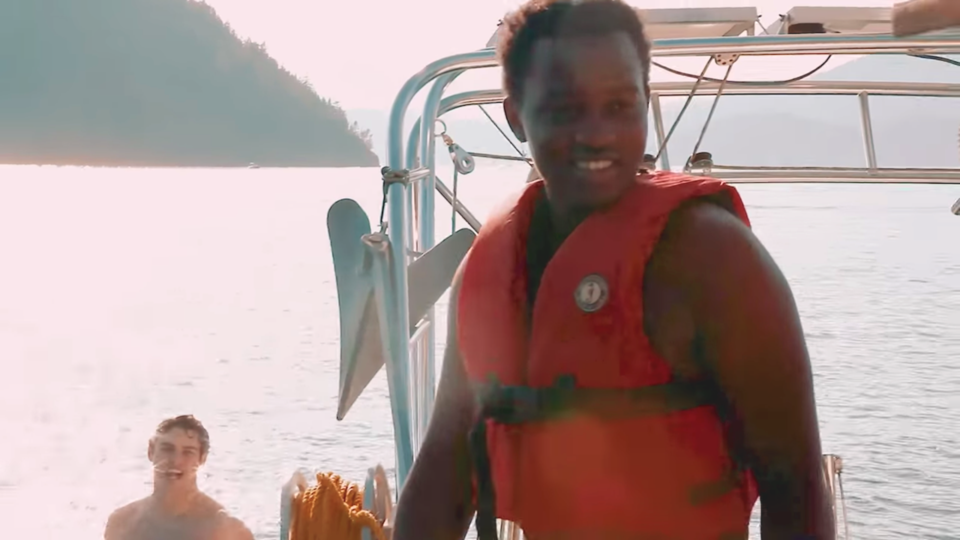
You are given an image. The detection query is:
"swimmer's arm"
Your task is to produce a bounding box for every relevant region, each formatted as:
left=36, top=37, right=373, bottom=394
left=392, top=267, right=477, bottom=540
left=672, top=202, right=834, bottom=539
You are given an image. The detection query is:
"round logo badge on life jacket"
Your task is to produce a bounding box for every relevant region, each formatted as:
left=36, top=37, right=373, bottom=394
left=575, top=274, right=608, bottom=313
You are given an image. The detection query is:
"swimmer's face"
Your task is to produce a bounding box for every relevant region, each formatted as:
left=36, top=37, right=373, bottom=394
left=504, top=32, right=649, bottom=218
left=147, top=427, right=206, bottom=485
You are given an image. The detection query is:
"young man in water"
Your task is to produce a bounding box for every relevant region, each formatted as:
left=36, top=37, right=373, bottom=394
left=392, top=1, right=833, bottom=539
left=104, top=415, right=254, bottom=540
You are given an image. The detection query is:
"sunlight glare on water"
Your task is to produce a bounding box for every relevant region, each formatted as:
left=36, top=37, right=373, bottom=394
left=0, top=165, right=957, bottom=539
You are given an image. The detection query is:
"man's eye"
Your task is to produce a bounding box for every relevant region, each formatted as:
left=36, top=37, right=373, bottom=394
left=609, top=100, right=634, bottom=114
left=548, top=104, right=578, bottom=121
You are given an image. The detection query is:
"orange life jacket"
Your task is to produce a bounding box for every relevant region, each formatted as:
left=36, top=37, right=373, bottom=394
left=458, top=172, right=759, bottom=539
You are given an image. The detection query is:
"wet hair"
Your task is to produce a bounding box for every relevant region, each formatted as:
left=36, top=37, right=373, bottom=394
left=155, top=414, right=210, bottom=456
left=496, top=0, right=652, bottom=100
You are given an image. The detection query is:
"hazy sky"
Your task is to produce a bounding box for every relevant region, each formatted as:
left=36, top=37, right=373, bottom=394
left=201, top=0, right=898, bottom=110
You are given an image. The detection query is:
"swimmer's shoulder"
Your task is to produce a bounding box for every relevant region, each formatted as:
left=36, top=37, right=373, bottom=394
left=194, top=492, right=226, bottom=515
left=199, top=494, right=254, bottom=540
left=104, top=498, right=148, bottom=540
left=214, top=514, right=255, bottom=540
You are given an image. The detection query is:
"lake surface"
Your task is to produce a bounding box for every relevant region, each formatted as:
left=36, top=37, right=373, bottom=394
left=0, top=164, right=957, bottom=539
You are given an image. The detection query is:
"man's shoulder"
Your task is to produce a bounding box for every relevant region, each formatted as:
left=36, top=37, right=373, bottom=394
left=655, top=194, right=794, bottom=325
left=671, top=197, right=748, bottom=238
left=104, top=498, right=148, bottom=538
left=654, top=198, right=757, bottom=275
left=108, top=497, right=148, bottom=521
left=195, top=492, right=227, bottom=513
left=195, top=495, right=253, bottom=539
left=212, top=509, right=255, bottom=540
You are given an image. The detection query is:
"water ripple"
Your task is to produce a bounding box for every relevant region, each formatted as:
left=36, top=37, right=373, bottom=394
left=0, top=170, right=956, bottom=539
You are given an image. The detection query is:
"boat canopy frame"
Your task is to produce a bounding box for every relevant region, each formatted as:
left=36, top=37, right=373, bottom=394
left=386, top=25, right=960, bottom=486
left=295, top=8, right=960, bottom=540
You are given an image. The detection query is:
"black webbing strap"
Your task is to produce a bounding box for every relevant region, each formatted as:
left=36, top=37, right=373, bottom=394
left=468, top=375, right=718, bottom=540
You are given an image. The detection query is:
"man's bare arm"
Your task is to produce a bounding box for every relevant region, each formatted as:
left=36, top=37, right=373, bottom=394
left=668, top=202, right=834, bottom=539
left=392, top=267, right=477, bottom=540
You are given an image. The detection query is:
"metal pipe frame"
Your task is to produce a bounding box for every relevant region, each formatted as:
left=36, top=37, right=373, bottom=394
left=858, top=91, right=880, bottom=172
left=434, top=81, right=960, bottom=113
left=380, top=30, right=960, bottom=493
left=388, top=31, right=960, bottom=165
left=405, top=113, right=486, bottom=231
left=412, top=71, right=463, bottom=453
left=390, top=31, right=960, bottom=166
left=649, top=80, right=960, bottom=98
left=650, top=93, right=670, bottom=170
left=636, top=32, right=960, bottom=56
left=432, top=83, right=960, bottom=183
left=708, top=171, right=960, bottom=183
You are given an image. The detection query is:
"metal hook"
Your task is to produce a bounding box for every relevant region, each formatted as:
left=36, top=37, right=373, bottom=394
left=448, top=143, right=475, bottom=175
left=436, top=129, right=475, bottom=175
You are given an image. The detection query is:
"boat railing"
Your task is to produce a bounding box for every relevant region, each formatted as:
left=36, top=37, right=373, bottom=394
left=420, top=79, right=960, bottom=187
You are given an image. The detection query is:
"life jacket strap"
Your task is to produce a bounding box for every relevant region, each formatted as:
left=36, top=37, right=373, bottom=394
left=467, top=374, right=721, bottom=540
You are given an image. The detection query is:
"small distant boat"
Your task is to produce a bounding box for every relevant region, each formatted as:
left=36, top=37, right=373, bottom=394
left=248, top=162, right=260, bottom=169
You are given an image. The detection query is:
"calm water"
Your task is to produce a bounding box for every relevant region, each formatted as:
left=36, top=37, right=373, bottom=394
left=0, top=165, right=957, bottom=539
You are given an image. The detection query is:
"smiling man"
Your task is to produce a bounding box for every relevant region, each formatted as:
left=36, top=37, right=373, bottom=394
left=104, top=415, right=254, bottom=540
left=391, top=1, right=834, bottom=539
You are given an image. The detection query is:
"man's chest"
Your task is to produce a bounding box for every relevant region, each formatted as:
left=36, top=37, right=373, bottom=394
left=524, top=226, right=703, bottom=381
left=122, top=514, right=220, bottom=540
left=643, top=248, right=704, bottom=380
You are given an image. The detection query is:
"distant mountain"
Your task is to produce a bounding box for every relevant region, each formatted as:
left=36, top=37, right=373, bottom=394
left=344, top=109, right=393, bottom=164
left=0, top=0, right=378, bottom=167
left=350, top=53, right=960, bottom=170
left=653, top=53, right=960, bottom=169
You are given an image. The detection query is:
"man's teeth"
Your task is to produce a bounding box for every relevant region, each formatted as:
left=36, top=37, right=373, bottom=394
left=577, top=160, right=613, bottom=171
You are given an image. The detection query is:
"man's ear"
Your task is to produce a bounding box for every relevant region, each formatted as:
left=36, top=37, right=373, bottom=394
left=503, top=96, right=527, bottom=144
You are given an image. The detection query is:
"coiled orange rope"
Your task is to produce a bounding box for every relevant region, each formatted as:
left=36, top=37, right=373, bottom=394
left=289, top=472, right=386, bottom=540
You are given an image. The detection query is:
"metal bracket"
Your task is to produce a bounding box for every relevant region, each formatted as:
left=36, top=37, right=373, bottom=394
left=439, top=134, right=476, bottom=175
left=714, top=53, right=740, bottom=66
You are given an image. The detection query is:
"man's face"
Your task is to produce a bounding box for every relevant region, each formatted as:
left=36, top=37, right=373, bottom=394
left=506, top=32, right=649, bottom=217
left=147, top=427, right=206, bottom=487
